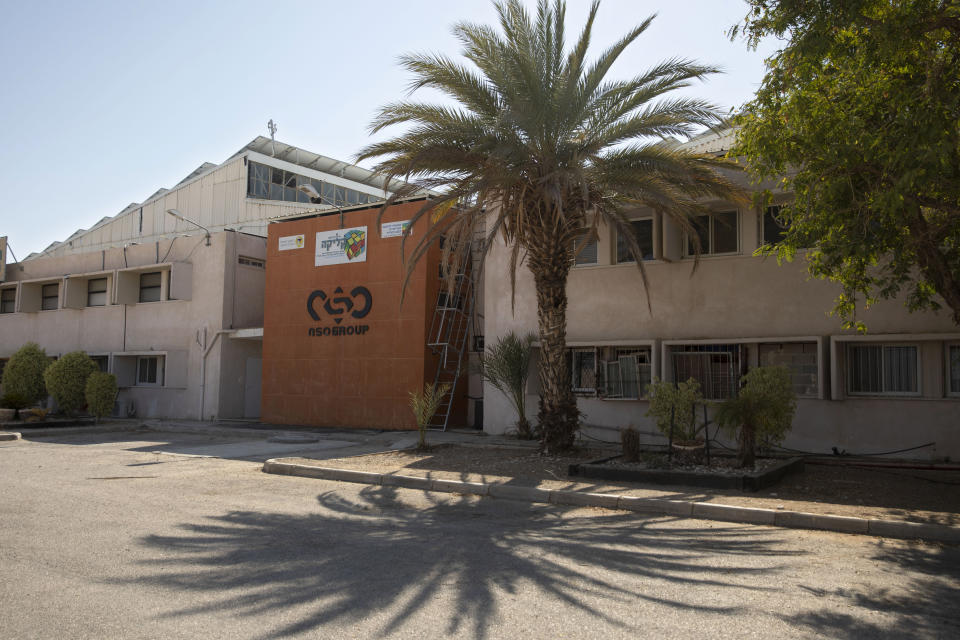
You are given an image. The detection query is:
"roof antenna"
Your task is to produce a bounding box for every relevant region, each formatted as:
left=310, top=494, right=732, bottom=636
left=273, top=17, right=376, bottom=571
left=267, top=119, right=278, bottom=157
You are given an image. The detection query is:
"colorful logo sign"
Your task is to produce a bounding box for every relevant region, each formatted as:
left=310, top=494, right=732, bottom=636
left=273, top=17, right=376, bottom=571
left=315, top=226, right=367, bottom=266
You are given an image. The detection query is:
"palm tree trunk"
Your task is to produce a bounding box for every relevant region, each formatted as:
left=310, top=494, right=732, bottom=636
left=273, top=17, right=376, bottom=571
left=532, top=266, right=579, bottom=453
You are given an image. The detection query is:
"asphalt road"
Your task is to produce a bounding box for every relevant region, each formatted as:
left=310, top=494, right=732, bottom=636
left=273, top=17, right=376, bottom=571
left=1, top=431, right=958, bottom=639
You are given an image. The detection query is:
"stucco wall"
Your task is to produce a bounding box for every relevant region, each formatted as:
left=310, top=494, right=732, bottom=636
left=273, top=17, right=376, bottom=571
left=481, top=205, right=960, bottom=459
left=0, top=231, right=266, bottom=420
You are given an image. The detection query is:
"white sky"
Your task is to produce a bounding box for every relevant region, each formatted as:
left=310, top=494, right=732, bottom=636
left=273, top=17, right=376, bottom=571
left=0, top=0, right=777, bottom=258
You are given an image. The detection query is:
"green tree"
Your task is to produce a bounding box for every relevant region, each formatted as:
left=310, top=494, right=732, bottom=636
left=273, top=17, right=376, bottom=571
left=645, top=378, right=704, bottom=442
left=44, top=351, right=98, bottom=414
left=1, top=342, right=50, bottom=417
left=715, top=366, right=797, bottom=468
left=733, top=0, right=960, bottom=329
left=478, top=332, right=536, bottom=438
left=85, top=372, right=118, bottom=422
left=360, top=0, right=740, bottom=452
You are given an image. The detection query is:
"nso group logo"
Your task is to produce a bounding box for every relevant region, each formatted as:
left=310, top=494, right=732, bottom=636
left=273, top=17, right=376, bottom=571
left=306, top=286, right=372, bottom=337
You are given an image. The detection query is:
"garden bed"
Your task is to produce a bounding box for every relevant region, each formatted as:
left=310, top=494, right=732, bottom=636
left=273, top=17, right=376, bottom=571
left=569, top=454, right=805, bottom=492
left=0, top=417, right=97, bottom=429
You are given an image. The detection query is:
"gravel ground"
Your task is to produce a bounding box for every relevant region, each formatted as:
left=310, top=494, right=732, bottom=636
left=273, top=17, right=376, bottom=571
left=284, top=444, right=960, bottom=525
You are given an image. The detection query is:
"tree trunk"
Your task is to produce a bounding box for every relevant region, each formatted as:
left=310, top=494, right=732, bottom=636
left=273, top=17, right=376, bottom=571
left=532, top=267, right=579, bottom=453
left=907, top=206, right=960, bottom=326
left=738, top=421, right=756, bottom=468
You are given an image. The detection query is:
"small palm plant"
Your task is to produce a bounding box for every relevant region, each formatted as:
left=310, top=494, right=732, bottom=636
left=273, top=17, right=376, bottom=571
left=715, top=366, right=797, bottom=468
left=478, top=332, right=536, bottom=438
left=409, top=383, right=451, bottom=450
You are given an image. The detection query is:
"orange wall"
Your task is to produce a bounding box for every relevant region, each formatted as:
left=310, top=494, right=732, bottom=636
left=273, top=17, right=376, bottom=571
left=262, top=200, right=463, bottom=430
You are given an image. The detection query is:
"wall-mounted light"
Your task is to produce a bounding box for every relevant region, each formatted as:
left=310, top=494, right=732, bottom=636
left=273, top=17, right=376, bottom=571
left=166, top=209, right=210, bottom=246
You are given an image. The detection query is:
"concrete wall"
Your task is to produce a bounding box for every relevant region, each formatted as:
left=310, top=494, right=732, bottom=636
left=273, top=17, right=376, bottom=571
left=482, top=204, right=960, bottom=460
left=0, top=231, right=267, bottom=420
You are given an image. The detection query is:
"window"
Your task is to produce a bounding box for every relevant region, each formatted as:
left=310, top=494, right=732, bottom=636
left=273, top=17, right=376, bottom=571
left=246, top=161, right=379, bottom=207
left=238, top=255, right=265, bottom=268
left=138, top=272, right=162, bottom=303
left=87, top=278, right=108, bottom=307
left=759, top=342, right=818, bottom=397
left=91, top=355, right=109, bottom=372
left=847, top=344, right=918, bottom=395
left=602, top=347, right=652, bottom=399
left=686, top=211, right=738, bottom=256
left=41, top=283, right=59, bottom=310
left=0, top=288, right=14, bottom=313
left=616, top=219, right=654, bottom=263
left=762, top=205, right=788, bottom=246
left=136, top=356, right=163, bottom=386
left=570, top=348, right=597, bottom=393
left=671, top=344, right=741, bottom=399
left=949, top=345, right=960, bottom=396
left=572, top=232, right=598, bottom=266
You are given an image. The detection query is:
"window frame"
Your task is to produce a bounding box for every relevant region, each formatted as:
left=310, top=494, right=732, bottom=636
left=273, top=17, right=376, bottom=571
left=685, top=210, right=740, bottom=257
left=761, top=205, right=788, bottom=247
left=757, top=341, right=820, bottom=399
left=138, top=271, right=163, bottom=303
left=615, top=218, right=655, bottom=264
left=846, top=342, right=921, bottom=397
left=572, top=231, right=599, bottom=267
left=946, top=343, right=960, bottom=398
left=86, top=277, right=109, bottom=307
left=136, top=355, right=164, bottom=387
left=600, top=346, right=653, bottom=400
left=570, top=347, right=598, bottom=394
left=0, top=287, right=15, bottom=314
left=41, top=283, right=59, bottom=311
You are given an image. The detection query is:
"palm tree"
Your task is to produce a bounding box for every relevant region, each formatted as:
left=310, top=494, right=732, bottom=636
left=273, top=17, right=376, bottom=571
left=358, top=0, right=742, bottom=453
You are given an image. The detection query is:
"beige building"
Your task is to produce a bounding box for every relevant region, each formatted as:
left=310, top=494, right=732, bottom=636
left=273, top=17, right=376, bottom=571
left=481, top=131, right=960, bottom=460
left=0, top=137, right=401, bottom=419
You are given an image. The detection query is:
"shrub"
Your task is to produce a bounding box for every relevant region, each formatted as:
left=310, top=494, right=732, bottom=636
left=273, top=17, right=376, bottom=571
left=477, top=332, right=537, bottom=439
left=715, top=366, right=797, bottom=468
left=85, top=372, right=118, bottom=422
left=409, top=383, right=450, bottom=450
left=43, top=351, right=98, bottom=415
left=645, top=378, right=704, bottom=442
left=620, top=426, right=641, bottom=462
left=1, top=342, right=50, bottom=417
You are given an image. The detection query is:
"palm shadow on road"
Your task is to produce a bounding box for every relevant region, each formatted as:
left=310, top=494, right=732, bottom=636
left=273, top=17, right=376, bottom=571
left=118, top=484, right=801, bottom=639
left=783, top=538, right=960, bottom=639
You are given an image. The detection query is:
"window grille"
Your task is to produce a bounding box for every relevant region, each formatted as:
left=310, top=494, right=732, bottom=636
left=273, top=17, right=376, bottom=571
left=570, top=348, right=597, bottom=393
left=950, top=345, right=960, bottom=396
left=758, top=342, right=818, bottom=397
left=672, top=344, right=740, bottom=399
left=602, top=347, right=652, bottom=398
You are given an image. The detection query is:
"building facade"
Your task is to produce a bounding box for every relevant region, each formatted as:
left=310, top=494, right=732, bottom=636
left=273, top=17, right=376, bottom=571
left=261, top=198, right=470, bottom=430
left=480, top=133, right=960, bottom=460
left=0, top=136, right=403, bottom=420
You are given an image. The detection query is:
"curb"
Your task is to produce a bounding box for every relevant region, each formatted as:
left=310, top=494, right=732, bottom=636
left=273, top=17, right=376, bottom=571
left=0, top=432, right=21, bottom=441
left=11, top=424, right=142, bottom=438
left=262, top=459, right=960, bottom=544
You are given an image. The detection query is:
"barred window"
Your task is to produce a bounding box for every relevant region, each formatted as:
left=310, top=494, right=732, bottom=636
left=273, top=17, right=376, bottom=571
left=671, top=344, right=741, bottom=400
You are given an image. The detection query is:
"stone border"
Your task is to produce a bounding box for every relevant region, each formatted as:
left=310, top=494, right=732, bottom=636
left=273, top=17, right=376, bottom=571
left=569, top=455, right=805, bottom=492
left=263, top=458, right=960, bottom=544
left=0, top=431, right=21, bottom=441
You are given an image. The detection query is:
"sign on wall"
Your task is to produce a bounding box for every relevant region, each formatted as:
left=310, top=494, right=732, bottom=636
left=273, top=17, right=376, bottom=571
left=315, top=227, right=367, bottom=266
left=306, top=285, right=373, bottom=337
left=278, top=234, right=304, bottom=251
left=380, top=220, right=411, bottom=239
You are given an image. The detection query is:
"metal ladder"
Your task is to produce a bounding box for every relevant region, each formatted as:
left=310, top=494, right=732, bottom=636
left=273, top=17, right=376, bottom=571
left=425, top=228, right=483, bottom=430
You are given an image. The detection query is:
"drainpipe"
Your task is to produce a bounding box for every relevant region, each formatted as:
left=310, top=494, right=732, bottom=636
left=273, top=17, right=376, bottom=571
left=199, top=328, right=232, bottom=421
